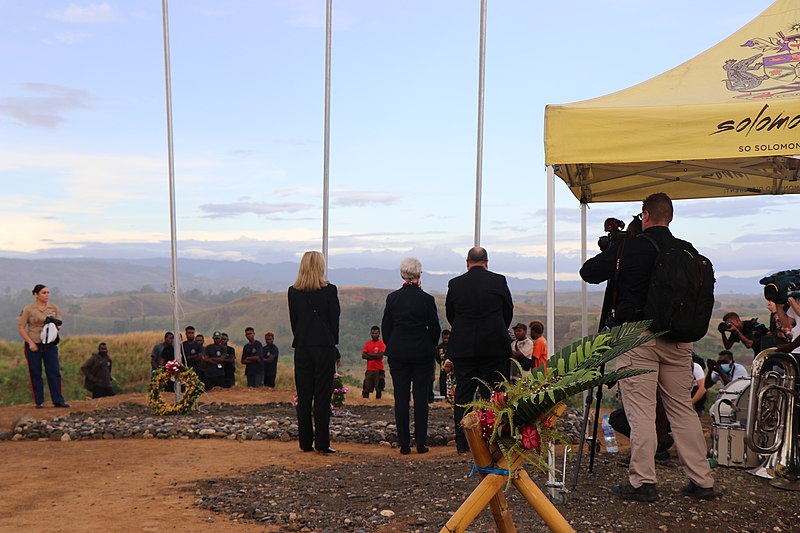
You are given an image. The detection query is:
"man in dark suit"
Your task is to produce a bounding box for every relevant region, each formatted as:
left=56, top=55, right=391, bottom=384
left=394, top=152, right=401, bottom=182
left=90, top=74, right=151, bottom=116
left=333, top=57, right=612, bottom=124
left=446, top=246, right=514, bottom=453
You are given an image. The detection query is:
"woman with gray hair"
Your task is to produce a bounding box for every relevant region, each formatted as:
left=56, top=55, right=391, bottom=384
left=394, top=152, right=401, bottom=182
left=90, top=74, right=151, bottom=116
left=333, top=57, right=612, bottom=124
left=381, top=257, right=441, bottom=454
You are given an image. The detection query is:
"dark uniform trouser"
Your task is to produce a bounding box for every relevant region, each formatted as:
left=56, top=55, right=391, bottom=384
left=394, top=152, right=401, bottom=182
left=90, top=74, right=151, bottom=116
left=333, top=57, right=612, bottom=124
left=294, top=346, right=336, bottom=451
left=25, top=343, right=65, bottom=405
left=389, top=358, right=432, bottom=448
left=453, top=356, right=508, bottom=449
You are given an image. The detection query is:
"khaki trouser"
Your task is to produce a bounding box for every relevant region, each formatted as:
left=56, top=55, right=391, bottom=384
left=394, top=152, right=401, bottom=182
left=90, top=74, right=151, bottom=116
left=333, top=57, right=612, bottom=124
left=617, top=335, right=713, bottom=489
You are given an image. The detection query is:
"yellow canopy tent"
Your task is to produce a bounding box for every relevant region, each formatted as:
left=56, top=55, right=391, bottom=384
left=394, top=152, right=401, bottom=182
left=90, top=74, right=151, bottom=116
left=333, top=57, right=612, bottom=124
left=545, top=0, right=800, bottom=203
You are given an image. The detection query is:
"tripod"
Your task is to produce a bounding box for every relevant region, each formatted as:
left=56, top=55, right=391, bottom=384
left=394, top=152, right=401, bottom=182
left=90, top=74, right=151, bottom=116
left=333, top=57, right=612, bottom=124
left=571, top=278, right=616, bottom=489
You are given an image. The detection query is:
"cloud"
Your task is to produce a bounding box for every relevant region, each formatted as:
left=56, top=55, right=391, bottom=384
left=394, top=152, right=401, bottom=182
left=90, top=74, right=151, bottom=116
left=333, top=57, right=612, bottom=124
left=331, top=190, right=400, bottom=207
left=0, top=83, right=95, bottom=128
left=199, top=201, right=314, bottom=218
left=48, top=3, right=113, bottom=24
left=54, top=31, right=89, bottom=44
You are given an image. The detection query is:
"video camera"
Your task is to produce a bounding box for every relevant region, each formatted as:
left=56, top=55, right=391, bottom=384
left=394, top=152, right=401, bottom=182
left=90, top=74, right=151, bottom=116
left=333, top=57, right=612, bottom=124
left=760, top=269, right=800, bottom=304
left=597, top=217, right=633, bottom=252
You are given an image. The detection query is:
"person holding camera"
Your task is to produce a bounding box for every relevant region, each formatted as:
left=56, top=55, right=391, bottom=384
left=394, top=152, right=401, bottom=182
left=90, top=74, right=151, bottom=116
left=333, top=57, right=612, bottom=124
left=704, top=350, right=748, bottom=389
left=16, top=284, right=69, bottom=408
left=718, top=312, right=767, bottom=356
left=580, top=193, right=714, bottom=502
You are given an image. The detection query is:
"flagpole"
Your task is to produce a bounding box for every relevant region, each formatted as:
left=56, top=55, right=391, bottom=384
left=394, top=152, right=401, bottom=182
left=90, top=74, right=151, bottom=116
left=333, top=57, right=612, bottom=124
left=474, top=0, right=487, bottom=247
left=160, top=0, right=183, bottom=400
left=322, top=0, right=332, bottom=272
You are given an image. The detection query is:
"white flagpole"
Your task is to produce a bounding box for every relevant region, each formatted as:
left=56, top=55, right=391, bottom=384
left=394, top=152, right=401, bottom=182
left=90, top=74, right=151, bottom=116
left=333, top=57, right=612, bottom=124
left=160, top=0, right=183, bottom=400
left=322, top=0, right=332, bottom=272
left=474, top=0, right=487, bottom=247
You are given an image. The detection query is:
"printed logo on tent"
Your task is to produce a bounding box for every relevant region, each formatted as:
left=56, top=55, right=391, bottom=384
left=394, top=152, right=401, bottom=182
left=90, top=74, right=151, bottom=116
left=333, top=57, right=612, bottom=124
left=724, top=25, right=800, bottom=100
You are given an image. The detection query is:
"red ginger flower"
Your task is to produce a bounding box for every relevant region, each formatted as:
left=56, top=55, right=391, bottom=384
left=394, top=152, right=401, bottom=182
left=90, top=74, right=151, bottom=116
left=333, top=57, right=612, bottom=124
left=521, top=425, right=540, bottom=450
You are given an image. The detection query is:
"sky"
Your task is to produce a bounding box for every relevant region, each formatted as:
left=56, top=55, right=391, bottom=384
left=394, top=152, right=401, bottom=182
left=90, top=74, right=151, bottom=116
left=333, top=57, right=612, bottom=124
left=0, top=0, right=796, bottom=286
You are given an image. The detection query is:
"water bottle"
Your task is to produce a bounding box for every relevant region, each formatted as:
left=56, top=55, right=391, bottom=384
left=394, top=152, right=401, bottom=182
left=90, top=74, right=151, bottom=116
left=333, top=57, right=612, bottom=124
left=601, top=414, right=618, bottom=453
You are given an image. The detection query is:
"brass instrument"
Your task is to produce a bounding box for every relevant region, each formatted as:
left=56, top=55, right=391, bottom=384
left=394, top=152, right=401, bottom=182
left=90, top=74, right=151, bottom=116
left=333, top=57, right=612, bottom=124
left=746, top=348, right=800, bottom=490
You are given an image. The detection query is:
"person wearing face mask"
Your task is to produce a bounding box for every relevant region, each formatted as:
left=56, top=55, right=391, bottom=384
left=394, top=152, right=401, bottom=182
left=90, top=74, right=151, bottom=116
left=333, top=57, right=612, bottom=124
left=704, top=350, right=748, bottom=390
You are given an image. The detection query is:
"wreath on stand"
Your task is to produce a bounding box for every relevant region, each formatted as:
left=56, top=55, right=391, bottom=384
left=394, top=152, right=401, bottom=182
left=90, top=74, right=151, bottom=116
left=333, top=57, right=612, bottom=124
left=148, top=360, right=204, bottom=415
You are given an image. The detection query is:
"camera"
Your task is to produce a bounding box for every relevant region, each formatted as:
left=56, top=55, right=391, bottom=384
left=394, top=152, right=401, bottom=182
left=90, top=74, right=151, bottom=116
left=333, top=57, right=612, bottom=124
left=717, top=321, right=732, bottom=332
left=760, top=269, right=800, bottom=304
left=597, top=218, right=628, bottom=252
left=43, top=316, right=63, bottom=327
left=706, top=358, right=718, bottom=368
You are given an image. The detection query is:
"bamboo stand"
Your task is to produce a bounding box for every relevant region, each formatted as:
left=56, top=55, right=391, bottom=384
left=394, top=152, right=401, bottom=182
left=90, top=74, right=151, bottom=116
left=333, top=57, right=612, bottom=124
left=440, top=412, right=575, bottom=533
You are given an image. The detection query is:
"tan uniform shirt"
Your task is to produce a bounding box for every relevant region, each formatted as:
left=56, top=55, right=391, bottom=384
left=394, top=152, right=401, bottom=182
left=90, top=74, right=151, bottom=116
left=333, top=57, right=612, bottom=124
left=16, top=302, right=62, bottom=342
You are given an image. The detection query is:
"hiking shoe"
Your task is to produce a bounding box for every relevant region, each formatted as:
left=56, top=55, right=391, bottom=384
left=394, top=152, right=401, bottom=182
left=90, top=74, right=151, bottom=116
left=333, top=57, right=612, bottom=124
left=611, top=482, right=660, bottom=502
left=54, top=402, right=70, bottom=408
left=681, top=481, right=716, bottom=500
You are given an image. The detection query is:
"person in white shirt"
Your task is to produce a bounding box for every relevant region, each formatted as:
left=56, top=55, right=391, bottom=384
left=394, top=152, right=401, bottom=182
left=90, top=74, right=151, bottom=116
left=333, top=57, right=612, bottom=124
left=509, top=323, right=533, bottom=381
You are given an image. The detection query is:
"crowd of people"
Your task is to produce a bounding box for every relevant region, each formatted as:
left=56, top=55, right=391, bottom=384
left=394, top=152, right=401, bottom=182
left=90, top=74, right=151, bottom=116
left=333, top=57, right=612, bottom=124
left=16, top=191, right=797, bottom=507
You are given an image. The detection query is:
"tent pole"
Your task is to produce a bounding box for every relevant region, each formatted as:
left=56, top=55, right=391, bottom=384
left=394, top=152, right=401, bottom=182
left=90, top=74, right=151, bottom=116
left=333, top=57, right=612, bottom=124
left=473, top=0, right=487, bottom=247
left=581, top=203, right=587, bottom=338
left=322, top=0, right=332, bottom=273
left=546, top=166, right=555, bottom=352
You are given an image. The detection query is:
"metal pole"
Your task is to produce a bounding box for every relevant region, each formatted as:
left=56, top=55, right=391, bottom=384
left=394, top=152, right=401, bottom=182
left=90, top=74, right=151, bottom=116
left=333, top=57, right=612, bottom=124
left=473, top=0, right=487, bottom=247
left=161, top=0, right=183, bottom=401
left=322, top=0, right=332, bottom=272
left=581, top=203, right=588, bottom=338
left=546, top=166, right=555, bottom=352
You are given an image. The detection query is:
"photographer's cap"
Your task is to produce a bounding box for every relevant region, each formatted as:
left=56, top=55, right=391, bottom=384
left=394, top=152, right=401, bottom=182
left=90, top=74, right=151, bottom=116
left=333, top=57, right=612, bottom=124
left=513, top=322, right=528, bottom=331
left=212, top=331, right=222, bottom=339
left=40, top=323, right=59, bottom=344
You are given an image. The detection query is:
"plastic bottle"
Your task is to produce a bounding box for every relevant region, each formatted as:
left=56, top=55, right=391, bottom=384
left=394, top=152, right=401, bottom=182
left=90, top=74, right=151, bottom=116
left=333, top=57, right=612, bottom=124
left=601, top=414, right=618, bottom=453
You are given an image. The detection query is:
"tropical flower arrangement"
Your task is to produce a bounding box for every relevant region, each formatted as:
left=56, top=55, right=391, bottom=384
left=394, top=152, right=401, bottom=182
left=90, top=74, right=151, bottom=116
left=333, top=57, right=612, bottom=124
left=148, top=360, right=204, bottom=415
left=331, top=372, right=348, bottom=414
left=468, top=320, right=657, bottom=475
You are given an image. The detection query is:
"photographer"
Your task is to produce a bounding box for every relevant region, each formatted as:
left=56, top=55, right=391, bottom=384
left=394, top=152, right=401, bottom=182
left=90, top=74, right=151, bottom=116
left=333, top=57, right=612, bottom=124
left=580, top=193, right=714, bottom=502
left=718, top=312, right=767, bottom=356
left=704, top=350, right=748, bottom=389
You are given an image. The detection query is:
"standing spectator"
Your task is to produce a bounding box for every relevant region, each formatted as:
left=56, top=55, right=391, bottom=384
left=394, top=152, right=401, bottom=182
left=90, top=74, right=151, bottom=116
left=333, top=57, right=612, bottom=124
left=445, top=247, right=513, bottom=453
left=361, top=326, right=386, bottom=399
left=288, top=251, right=340, bottom=455
left=580, top=192, right=714, bottom=502
left=509, top=323, right=533, bottom=381
left=221, top=332, right=236, bottom=387
left=382, top=257, right=441, bottom=455
left=202, top=332, right=228, bottom=390
left=150, top=332, right=175, bottom=369
left=16, top=284, right=68, bottom=408
left=241, top=327, right=264, bottom=388
left=262, top=332, right=280, bottom=388
left=81, top=342, right=114, bottom=399
left=529, top=320, right=548, bottom=371
left=436, top=330, right=451, bottom=399
left=183, top=326, right=204, bottom=374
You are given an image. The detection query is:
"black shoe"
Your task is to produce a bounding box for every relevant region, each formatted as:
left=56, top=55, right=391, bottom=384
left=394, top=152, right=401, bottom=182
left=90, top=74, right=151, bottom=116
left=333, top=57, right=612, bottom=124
left=53, top=402, right=70, bottom=408
left=456, top=444, right=469, bottom=454
left=316, top=447, right=336, bottom=455
left=681, top=481, right=716, bottom=500
left=375, top=393, right=382, bottom=399
left=417, top=446, right=429, bottom=454
left=616, top=453, right=631, bottom=467
left=611, top=482, right=660, bottom=502
left=655, top=450, right=672, bottom=466
left=300, top=446, right=313, bottom=452
left=400, top=446, right=411, bottom=455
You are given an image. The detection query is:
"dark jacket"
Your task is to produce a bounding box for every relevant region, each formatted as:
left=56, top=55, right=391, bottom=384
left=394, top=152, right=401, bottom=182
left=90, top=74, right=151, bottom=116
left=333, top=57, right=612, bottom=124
left=288, top=284, right=340, bottom=348
left=579, top=226, right=671, bottom=324
left=445, top=267, right=513, bottom=360
left=381, top=283, right=441, bottom=363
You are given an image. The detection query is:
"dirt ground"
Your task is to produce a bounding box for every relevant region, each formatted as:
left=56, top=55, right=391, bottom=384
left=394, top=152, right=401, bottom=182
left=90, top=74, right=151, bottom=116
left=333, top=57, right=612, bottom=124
left=1, top=389, right=798, bottom=532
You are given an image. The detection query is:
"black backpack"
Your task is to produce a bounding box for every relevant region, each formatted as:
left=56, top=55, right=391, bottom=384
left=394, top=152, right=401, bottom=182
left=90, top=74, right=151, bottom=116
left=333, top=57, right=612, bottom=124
left=640, top=234, right=715, bottom=342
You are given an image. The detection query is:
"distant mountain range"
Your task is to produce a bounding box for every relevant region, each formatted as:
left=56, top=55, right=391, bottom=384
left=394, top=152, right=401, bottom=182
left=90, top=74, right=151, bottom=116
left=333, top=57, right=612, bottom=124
left=0, top=256, right=764, bottom=296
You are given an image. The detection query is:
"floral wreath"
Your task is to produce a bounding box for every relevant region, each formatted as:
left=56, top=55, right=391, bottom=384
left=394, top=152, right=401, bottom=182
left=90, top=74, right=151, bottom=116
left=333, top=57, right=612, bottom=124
left=148, top=360, right=203, bottom=415
left=331, top=372, right=349, bottom=414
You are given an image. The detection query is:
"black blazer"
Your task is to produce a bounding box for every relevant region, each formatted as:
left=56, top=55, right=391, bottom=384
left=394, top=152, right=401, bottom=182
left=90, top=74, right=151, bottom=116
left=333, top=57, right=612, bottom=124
left=445, top=267, right=513, bottom=360
left=288, top=284, right=340, bottom=348
left=381, top=284, right=441, bottom=363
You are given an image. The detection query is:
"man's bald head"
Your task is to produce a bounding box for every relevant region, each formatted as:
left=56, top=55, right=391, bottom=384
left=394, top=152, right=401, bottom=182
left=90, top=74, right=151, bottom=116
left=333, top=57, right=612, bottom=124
left=467, top=246, right=488, bottom=270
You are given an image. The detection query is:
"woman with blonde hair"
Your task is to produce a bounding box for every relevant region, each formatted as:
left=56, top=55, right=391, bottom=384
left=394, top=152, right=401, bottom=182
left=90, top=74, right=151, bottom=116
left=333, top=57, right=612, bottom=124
left=288, top=251, right=340, bottom=454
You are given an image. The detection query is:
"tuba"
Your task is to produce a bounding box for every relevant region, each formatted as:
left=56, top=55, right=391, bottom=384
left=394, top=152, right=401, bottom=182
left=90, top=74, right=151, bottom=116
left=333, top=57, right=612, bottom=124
left=746, top=347, right=800, bottom=490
